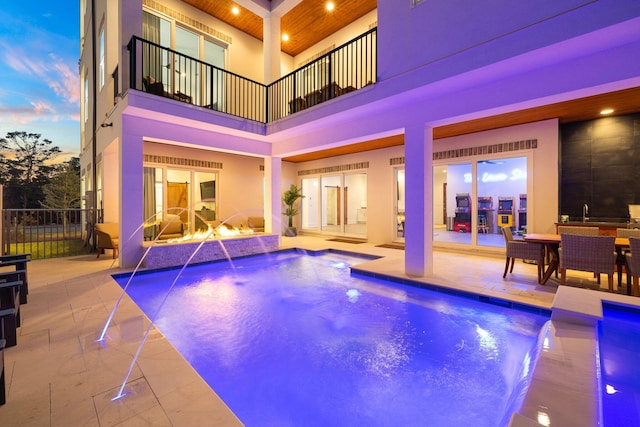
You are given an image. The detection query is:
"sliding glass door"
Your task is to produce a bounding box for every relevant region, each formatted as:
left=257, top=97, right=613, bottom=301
left=432, top=156, right=527, bottom=248
left=394, top=168, right=405, bottom=241
left=301, top=172, right=367, bottom=237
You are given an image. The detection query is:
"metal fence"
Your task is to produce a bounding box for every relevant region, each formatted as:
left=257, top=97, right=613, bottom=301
left=2, top=209, right=97, bottom=259
left=128, top=28, right=377, bottom=123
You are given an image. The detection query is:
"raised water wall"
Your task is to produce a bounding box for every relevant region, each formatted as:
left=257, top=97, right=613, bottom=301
left=143, top=234, right=279, bottom=269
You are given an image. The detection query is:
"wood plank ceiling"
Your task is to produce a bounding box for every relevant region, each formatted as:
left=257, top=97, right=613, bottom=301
left=283, top=86, right=640, bottom=162
left=183, top=0, right=377, bottom=57
left=181, top=1, right=640, bottom=162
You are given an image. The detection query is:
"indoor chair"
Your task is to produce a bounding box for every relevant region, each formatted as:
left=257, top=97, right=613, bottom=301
left=157, top=215, right=185, bottom=240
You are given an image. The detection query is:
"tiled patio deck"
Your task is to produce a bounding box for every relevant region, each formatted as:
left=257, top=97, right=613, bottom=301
left=0, top=235, right=636, bottom=426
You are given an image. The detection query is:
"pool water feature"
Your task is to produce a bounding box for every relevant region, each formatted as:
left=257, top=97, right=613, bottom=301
left=599, top=303, right=640, bottom=427
left=115, top=250, right=549, bottom=426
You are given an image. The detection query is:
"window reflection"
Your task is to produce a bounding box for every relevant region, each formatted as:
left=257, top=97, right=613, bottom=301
left=433, top=157, right=527, bottom=248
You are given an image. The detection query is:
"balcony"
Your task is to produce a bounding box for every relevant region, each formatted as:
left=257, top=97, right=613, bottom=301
left=128, top=28, right=376, bottom=124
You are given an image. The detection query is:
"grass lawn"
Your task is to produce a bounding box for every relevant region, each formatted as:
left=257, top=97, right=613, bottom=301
left=8, top=239, right=89, bottom=259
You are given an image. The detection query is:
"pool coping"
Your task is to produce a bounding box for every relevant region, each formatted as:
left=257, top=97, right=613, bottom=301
left=112, top=247, right=640, bottom=427
left=511, top=286, right=640, bottom=427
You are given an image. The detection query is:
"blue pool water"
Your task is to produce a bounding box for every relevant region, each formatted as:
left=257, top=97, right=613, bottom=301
left=115, top=250, right=549, bottom=426
left=600, top=304, right=640, bottom=427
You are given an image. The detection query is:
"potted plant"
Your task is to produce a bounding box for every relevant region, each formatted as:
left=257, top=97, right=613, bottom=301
left=282, top=184, right=304, bottom=236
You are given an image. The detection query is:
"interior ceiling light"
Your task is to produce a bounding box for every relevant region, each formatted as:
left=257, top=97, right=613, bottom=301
left=282, top=33, right=289, bottom=42
left=326, top=2, right=335, bottom=11
left=600, top=108, right=614, bottom=115
left=232, top=6, right=239, bottom=15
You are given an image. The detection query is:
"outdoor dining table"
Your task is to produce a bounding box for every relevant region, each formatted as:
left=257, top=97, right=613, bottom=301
left=523, top=234, right=631, bottom=293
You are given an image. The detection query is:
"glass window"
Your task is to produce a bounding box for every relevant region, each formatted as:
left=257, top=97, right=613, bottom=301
left=83, top=72, right=89, bottom=124
left=166, top=169, right=191, bottom=230
left=203, top=38, right=225, bottom=111
left=174, top=26, right=200, bottom=103
left=98, top=25, right=105, bottom=89
left=194, top=171, right=217, bottom=231
left=477, top=157, right=527, bottom=247
left=301, top=178, right=319, bottom=230
left=395, top=168, right=405, bottom=240
left=142, top=12, right=172, bottom=94
left=434, top=163, right=472, bottom=245
left=344, top=173, right=367, bottom=236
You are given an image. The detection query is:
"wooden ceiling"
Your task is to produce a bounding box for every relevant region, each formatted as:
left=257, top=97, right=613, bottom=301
left=179, top=1, right=640, bottom=163
left=283, top=86, right=640, bottom=162
left=183, top=0, right=377, bottom=57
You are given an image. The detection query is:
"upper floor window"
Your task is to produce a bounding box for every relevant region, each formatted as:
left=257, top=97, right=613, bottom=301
left=83, top=72, right=89, bottom=124
left=99, top=25, right=105, bottom=90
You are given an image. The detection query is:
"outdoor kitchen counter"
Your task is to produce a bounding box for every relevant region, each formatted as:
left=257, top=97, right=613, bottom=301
left=555, top=221, right=633, bottom=236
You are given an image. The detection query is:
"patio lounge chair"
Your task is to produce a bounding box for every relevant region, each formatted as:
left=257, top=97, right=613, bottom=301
left=95, top=223, right=119, bottom=259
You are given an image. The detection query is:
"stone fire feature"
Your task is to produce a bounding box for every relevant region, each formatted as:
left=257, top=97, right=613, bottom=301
left=143, top=234, right=279, bottom=269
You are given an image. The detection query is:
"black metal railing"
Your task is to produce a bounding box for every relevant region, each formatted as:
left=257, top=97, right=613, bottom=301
left=128, top=28, right=377, bottom=123
left=128, top=36, right=268, bottom=122
left=2, top=209, right=97, bottom=259
left=268, top=28, right=377, bottom=121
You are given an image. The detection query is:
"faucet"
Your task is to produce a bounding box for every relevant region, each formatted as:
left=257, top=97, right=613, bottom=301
left=583, top=203, right=589, bottom=222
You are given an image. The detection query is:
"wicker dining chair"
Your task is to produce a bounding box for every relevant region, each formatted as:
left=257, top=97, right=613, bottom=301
left=501, top=226, right=544, bottom=282
left=616, top=228, right=640, bottom=238
left=559, top=234, right=617, bottom=291
left=557, top=226, right=599, bottom=236
left=624, top=237, right=640, bottom=296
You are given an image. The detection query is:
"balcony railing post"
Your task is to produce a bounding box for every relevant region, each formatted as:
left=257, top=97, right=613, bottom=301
left=128, top=36, right=137, bottom=91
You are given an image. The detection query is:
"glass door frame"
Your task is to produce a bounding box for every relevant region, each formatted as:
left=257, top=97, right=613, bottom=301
left=300, top=170, right=368, bottom=238
left=432, top=152, right=532, bottom=251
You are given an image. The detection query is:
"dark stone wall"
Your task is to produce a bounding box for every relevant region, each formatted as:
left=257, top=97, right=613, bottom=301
left=560, top=112, right=640, bottom=221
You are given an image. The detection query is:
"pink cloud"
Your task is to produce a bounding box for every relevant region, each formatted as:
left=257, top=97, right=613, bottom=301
left=3, top=44, right=79, bottom=106
left=49, top=54, right=80, bottom=103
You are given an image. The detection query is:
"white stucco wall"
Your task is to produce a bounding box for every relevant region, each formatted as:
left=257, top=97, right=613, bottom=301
left=292, top=10, right=378, bottom=68
left=377, top=0, right=640, bottom=81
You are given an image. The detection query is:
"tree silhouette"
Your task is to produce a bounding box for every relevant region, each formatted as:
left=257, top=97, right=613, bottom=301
left=41, top=157, right=81, bottom=209
left=0, top=132, right=62, bottom=209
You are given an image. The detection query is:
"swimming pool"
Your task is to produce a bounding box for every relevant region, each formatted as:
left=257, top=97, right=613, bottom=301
left=115, top=249, right=550, bottom=426
left=599, top=303, right=640, bottom=427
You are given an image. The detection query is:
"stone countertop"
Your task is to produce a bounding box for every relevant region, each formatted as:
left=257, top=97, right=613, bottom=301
left=557, top=219, right=630, bottom=228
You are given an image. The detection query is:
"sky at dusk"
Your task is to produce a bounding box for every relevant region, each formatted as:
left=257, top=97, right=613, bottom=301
left=0, top=2, right=80, bottom=161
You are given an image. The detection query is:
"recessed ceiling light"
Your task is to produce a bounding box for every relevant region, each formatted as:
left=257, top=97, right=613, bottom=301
left=326, top=2, right=335, bottom=11
left=232, top=6, right=239, bottom=15
left=282, top=33, right=289, bottom=42
left=600, top=108, right=614, bottom=115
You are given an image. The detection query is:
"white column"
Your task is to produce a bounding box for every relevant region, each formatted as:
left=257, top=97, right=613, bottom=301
left=264, top=156, right=282, bottom=238
left=404, top=123, right=434, bottom=277
left=119, top=117, right=145, bottom=268
left=263, top=15, right=281, bottom=83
